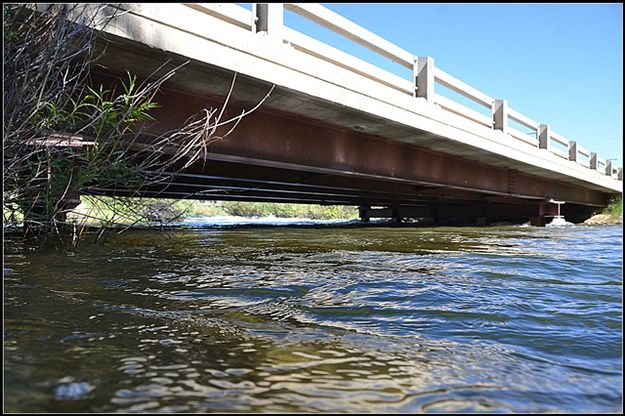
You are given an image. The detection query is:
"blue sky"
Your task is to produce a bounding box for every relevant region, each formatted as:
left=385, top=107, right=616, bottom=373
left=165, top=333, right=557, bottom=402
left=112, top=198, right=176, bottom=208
left=273, top=3, right=623, bottom=168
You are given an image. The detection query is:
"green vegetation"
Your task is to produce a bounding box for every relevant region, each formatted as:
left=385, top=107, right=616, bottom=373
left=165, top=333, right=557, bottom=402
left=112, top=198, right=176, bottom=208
left=67, top=196, right=191, bottom=226
left=601, top=197, right=622, bottom=219
left=3, top=4, right=166, bottom=237
left=585, top=196, right=623, bottom=225
left=53, top=197, right=357, bottom=226
left=220, top=201, right=357, bottom=220
left=5, top=4, right=275, bottom=243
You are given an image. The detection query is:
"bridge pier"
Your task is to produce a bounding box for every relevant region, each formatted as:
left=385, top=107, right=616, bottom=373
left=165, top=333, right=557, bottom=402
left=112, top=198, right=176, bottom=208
left=357, top=205, right=446, bottom=225
left=476, top=203, right=488, bottom=226
left=529, top=215, right=546, bottom=227
left=354, top=201, right=592, bottom=226
left=358, top=205, right=371, bottom=223
left=391, top=206, right=401, bottom=224
left=430, top=206, right=440, bottom=226
left=527, top=202, right=550, bottom=226
left=529, top=201, right=575, bottom=226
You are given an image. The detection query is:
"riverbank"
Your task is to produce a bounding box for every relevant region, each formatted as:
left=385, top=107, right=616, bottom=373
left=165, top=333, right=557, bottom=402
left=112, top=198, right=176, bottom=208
left=584, top=198, right=622, bottom=225
left=584, top=214, right=622, bottom=225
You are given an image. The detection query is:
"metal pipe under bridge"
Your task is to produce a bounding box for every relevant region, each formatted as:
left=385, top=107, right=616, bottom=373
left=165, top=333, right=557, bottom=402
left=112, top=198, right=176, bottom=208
left=56, top=3, right=623, bottom=225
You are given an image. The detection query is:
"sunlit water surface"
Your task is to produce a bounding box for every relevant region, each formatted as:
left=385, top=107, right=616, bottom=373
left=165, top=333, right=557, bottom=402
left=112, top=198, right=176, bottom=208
left=4, top=223, right=622, bottom=412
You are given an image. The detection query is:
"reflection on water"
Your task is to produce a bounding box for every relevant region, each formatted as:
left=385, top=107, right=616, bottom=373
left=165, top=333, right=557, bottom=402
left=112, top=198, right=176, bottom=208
left=4, top=224, right=623, bottom=412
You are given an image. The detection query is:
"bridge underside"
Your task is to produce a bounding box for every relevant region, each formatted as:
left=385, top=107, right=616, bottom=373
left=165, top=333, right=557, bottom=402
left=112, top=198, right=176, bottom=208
left=79, top=72, right=606, bottom=225
left=84, top=155, right=598, bottom=225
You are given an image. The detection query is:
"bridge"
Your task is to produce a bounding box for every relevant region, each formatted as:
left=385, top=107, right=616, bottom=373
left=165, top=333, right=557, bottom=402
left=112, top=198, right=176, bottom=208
left=77, top=3, right=622, bottom=225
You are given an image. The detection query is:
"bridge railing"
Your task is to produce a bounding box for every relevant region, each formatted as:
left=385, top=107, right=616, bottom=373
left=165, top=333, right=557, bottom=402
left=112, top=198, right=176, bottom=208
left=186, top=3, right=621, bottom=181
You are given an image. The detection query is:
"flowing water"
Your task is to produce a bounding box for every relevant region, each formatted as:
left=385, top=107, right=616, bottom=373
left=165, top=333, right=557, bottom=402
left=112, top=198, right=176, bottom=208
left=3, top=223, right=623, bottom=413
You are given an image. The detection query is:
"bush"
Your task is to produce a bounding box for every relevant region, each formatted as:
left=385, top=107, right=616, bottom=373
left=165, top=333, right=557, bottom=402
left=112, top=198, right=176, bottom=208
left=602, top=197, right=622, bottom=217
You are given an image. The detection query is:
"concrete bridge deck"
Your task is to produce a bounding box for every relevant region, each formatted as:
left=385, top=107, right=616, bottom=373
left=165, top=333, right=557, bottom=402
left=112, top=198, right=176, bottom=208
left=70, top=3, right=622, bottom=224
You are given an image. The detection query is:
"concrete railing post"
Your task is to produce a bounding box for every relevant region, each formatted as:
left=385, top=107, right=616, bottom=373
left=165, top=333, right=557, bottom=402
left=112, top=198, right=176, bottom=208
left=618, top=167, right=623, bottom=181
left=605, top=160, right=612, bottom=176
left=589, top=152, right=597, bottom=170
left=414, top=56, right=434, bottom=101
left=253, top=3, right=283, bottom=39
left=492, top=99, right=508, bottom=134
left=568, top=141, right=577, bottom=161
left=538, top=124, right=550, bottom=150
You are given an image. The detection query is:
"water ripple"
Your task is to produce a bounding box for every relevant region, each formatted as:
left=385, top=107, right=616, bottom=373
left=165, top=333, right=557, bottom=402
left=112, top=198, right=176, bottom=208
left=3, top=224, right=622, bottom=413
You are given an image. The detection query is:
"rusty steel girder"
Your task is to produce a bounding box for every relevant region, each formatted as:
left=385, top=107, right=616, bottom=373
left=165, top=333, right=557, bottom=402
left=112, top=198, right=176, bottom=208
left=89, top=71, right=611, bottom=209
left=149, top=96, right=607, bottom=205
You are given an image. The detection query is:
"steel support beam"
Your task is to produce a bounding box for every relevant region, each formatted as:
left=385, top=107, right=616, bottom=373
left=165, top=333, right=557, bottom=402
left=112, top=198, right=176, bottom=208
left=131, top=87, right=608, bottom=207
left=86, top=71, right=612, bottom=213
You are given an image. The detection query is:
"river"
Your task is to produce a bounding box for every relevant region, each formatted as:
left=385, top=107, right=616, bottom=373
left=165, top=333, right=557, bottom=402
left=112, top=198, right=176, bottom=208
left=3, top=222, right=623, bottom=412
